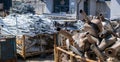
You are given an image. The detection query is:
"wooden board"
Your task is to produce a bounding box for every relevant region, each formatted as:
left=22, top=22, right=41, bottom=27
left=54, top=47, right=97, bottom=62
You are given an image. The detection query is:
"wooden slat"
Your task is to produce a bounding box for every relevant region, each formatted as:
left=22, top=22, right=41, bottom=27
left=70, top=52, right=74, bottom=62
left=56, top=47, right=97, bottom=62
left=59, top=30, right=74, bottom=45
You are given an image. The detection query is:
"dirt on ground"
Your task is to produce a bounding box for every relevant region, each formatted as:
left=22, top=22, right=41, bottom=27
left=18, top=54, right=54, bottom=62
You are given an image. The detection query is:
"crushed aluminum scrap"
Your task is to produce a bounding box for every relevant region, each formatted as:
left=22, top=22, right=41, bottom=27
left=12, top=2, right=35, bottom=14
left=0, top=14, right=84, bottom=36
left=1, top=14, right=55, bottom=36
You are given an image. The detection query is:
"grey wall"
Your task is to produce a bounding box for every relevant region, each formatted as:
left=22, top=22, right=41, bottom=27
left=89, top=0, right=96, bottom=16
left=78, top=0, right=84, bottom=20
left=44, top=0, right=53, bottom=14
left=96, top=1, right=111, bottom=18
left=78, top=0, right=96, bottom=19
left=105, top=1, right=111, bottom=18
left=111, top=0, right=120, bottom=18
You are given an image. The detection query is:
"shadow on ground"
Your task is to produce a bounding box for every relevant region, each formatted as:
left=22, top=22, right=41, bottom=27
left=17, top=53, right=54, bottom=62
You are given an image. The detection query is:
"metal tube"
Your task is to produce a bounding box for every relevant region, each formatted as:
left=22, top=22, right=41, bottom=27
left=105, top=42, right=120, bottom=57
left=91, top=44, right=105, bottom=61
left=98, top=36, right=117, bottom=51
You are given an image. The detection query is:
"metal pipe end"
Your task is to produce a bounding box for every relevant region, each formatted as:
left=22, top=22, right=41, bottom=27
left=105, top=48, right=116, bottom=57
left=90, top=44, right=95, bottom=49
left=80, top=10, right=83, bottom=13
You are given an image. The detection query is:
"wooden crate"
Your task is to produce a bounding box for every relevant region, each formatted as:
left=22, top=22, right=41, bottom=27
left=16, top=34, right=54, bottom=59
left=53, top=32, right=98, bottom=62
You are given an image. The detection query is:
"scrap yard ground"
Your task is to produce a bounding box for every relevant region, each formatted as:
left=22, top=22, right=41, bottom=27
left=18, top=54, right=54, bottom=62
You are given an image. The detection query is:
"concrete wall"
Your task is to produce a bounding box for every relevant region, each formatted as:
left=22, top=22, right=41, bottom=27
left=89, top=0, right=96, bottom=16
left=12, top=0, right=77, bottom=15
left=96, top=1, right=111, bottom=18
left=111, top=0, right=120, bottom=18
left=44, top=0, right=53, bottom=14
left=105, top=1, right=111, bottom=18
left=34, top=1, right=45, bottom=14
left=96, top=0, right=120, bottom=18
left=43, top=0, right=77, bottom=15
left=78, top=0, right=84, bottom=19
left=11, top=0, right=120, bottom=18
left=78, top=0, right=96, bottom=19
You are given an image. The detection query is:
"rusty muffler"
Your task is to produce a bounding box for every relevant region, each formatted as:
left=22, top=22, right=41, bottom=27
left=91, top=44, right=105, bottom=61
left=98, top=36, right=117, bottom=51
left=105, top=41, right=120, bottom=57
left=85, top=51, right=97, bottom=60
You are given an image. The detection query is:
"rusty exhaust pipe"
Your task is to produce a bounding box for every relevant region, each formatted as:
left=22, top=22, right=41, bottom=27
left=105, top=42, right=120, bottom=57
left=98, top=36, right=117, bottom=51
left=91, top=44, right=105, bottom=61
left=86, top=51, right=97, bottom=60
left=116, top=51, right=120, bottom=60
left=79, top=10, right=90, bottom=23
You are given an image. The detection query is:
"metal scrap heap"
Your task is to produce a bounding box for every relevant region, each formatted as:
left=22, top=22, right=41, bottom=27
left=55, top=10, right=120, bottom=62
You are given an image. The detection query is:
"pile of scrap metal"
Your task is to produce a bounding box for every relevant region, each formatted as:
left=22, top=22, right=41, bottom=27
left=0, top=5, right=84, bottom=59
left=1, top=14, right=56, bottom=36
left=16, top=34, right=54, bottom=58
left=12, top=1, right=35, bottom=14
left=57, top=10, right=120, bottom=62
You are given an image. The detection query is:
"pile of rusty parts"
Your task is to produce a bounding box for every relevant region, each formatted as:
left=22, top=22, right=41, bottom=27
left=56, top=10, right=120, bottom=62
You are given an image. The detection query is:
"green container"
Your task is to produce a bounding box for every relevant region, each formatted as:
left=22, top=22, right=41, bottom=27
left=0, top=37, right=16, bottom=61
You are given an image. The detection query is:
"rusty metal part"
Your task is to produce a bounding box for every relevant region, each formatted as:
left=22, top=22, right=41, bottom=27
left=59, top=30, right=74, bottom=45
left=85, top=51, right=97, bottom=60
left=69, top=45, right=83, bottom=56
left=91, top=44, right=105, bottom=62
left=105, top=42, right=120, bottom=57
left=72, top=32, right=91, bottom=52
left=79, top=10, right=90, bottom=23
left=98, top=36, right=117, bottom=51
left=116, top=51, right=120, bottom=60
left=107, top=57, right=120, bottom=62
left=86, top=34, right=100, bottom=45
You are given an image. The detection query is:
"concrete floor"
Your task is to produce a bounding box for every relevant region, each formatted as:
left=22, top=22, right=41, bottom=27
left=18, top=54, right=54, bottom=62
